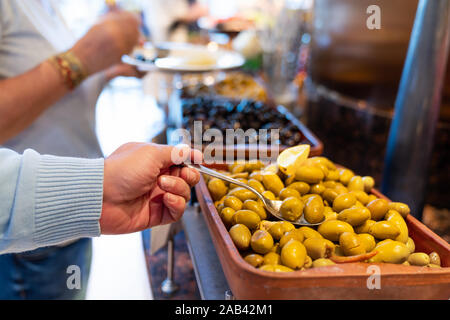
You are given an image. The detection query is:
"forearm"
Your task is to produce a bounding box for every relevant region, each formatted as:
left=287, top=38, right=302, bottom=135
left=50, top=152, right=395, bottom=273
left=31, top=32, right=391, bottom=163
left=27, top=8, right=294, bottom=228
left=0, top=148, right=104, bottom=254
left=0, top=61, right=69, bottom=143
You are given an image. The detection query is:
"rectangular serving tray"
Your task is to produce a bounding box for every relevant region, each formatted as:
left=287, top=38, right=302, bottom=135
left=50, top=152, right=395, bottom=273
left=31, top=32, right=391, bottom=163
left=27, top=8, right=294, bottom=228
left=169, top=92, right=324, bottom=159
left=195, top=168, right=450, bottom=300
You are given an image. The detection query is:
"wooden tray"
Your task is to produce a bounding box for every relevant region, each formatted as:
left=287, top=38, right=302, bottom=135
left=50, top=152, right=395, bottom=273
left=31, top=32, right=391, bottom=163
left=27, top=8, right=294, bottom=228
left=195, top=170, right=450, bottom=300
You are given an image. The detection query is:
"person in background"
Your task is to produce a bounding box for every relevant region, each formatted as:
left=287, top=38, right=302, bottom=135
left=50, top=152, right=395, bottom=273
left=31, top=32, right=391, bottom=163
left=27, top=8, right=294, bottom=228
left=0, top=143, right=201, bottom=255
left=142, top=0, right=207, bottom=43
left=0, top=0, right=141, bottom=299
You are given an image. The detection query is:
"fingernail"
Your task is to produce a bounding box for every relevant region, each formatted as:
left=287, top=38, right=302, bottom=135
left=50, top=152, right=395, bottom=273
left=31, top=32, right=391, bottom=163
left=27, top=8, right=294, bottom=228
left=160, top=176, right=175, bottom=189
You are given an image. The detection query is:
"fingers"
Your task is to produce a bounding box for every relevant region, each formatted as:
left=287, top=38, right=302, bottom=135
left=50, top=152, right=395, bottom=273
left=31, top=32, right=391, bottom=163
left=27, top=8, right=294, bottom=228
left=180, top=166, right=201, bottom=187
left=158, top=176, right=191, bottom=201
left=162, top=193, right=186, bottom=223
left=157, top=144, right=204, bottom=169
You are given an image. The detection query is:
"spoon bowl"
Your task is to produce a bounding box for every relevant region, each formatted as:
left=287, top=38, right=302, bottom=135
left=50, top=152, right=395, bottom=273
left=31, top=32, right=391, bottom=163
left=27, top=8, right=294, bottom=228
left=188, top=164, right=325, bottom=227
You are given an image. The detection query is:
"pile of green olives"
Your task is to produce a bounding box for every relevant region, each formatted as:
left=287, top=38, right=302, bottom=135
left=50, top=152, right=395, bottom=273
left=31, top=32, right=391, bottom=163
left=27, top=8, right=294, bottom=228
left=206, top=158, right=443, bottom=272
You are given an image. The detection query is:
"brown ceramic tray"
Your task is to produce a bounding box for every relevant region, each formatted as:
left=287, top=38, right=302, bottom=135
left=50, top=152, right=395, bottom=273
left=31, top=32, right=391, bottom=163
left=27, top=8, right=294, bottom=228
left=195, top=167, right=450, bottom=300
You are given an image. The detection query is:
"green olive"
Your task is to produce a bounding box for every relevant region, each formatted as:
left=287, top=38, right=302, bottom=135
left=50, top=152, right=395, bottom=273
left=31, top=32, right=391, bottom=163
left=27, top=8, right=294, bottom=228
left=279, top=187, right=301, bottom=200
left=367, top=194, right=377, bottom=203
left=429, top=252, right=441, bottom=266
left=287, top=182, right=310, bottom=195
left=337, top=206, right=371, bottom=227
left=267, top=222, right=285, bottom=241
left=425, top=263, right=442, bottom=268
left=263, top=252, right=281, bottom=265
left=228, top=187, right=258, bottom=202
left=348, top=176, right=364, bottom=191
left=279, top=229, right=305, bottom=247
left=230, top=163, right=246, bottom=174
left=258, top=220, right=276, bottom=231
left=308, top=157, right=336, bottom=170
left=229, top=224, right=251, bottom=251
left=318, top=220, right=354, bottom=242
left=251, top=230, right=274, bottom=254
left=334, top=184, right=349, bottom=195
left=407, top=252, right=430, bottom=266
left=232, top=210, right=261, bottom=230
left=310, top=183, right=326, bottom=195
left=323, top=188, right=339, bottom=203
left=245, top=161, right=265, bottom=172
left=325, top=170, right=340, bottom=181
left=208, top=178, right=228, bottom=201
left=334, top=245, right=345, bottom=256
left=216, top=203, right=225, bottom=215
left=224, top=196, right=243, bottom=211
left=385, top=210, right=408, bottom=243
left=312, top=258, right=336, bottom=268
left=303, top=238, right=335, bottom=260
left=366, top=198, right=389, bottom=221
left=298, top=226, right=323, bottom=240
left=295, top=166, right=324, bottom=184
left=350, top=190, right=370, bottom=205
left=244, top=254, right=264, bottom=268
left=333, top=193, right=357, bottom=212
left=280, top=197, right=305, bottom=222
left=280, top=221, right=295, bottom=233
left=323, top=181, right=338, bottom=189
left=355, top=219, right=376, bottom=234
left=403, top=261, right=410, bottom=266
left=339, top=232, right=366, bottom=256
left=229, top=178, right=248, bottom=189
left=285, top=175, right=295, bottom=185
left=387, top=202, right=411, bottom=218
left=249, top=171, right=263, bottom=182
left=304, top=195, right=325, bottom=224
left=323, top=209, right=338, bottom=221
left=270, top=243, right=281, bottom=254
left=369, top=221, right=401, bottom=240
left=262, top=190, right=276, bottom=201
left=368, top=240, right=410, bottom=264
left=281, top=239, right=307, bottom=269
left=357, top=233, right=376, bottom=252
left=220, top=207, right=235, bottom=228
left=262, top=173, right=285, bottom=196
left=243, top=200, right=267, bottom=220
left=259, top=264, right=294, bottom=272
left=248, top=179, right=265, bottom=194
left=304, top=255, right=313, bottom=268
left=362, top=176, right=375, bottom=193
left=406, top=237, right=415, bottom=253
left=338, top=168, right=354, bottom=185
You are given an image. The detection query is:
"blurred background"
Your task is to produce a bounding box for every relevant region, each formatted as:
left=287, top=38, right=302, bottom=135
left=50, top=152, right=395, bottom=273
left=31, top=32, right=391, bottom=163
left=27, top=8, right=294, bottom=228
left=48, top=0, right=448, bottom=299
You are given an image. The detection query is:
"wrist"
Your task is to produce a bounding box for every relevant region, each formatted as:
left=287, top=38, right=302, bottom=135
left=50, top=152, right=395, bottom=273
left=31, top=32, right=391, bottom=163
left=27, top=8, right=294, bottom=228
left=47, top=50, right=88, bottom=90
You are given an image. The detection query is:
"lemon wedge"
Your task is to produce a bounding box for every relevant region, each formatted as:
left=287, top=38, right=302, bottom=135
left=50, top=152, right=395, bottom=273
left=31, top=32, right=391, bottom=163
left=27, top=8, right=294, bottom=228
left=277, top=144, right=310, bottom=176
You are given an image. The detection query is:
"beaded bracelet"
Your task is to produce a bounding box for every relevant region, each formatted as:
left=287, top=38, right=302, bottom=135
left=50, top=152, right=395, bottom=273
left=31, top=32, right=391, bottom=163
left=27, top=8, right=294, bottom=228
left=48, top=51, right=88, bottom=90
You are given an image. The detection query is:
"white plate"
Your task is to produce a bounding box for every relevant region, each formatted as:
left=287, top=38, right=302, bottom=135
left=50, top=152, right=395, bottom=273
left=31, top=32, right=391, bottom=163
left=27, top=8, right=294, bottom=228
left=122, top=44, right=158, bottom=72
left=154, top=43, right=245, bottom=73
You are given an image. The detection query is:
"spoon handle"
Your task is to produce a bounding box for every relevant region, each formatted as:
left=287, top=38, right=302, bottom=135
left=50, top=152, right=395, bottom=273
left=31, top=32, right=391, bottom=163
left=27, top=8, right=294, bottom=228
left=186, top=164, right=265, bottom=203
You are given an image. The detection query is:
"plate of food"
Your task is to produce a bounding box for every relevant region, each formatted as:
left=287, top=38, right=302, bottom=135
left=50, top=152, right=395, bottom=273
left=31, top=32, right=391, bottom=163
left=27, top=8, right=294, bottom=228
left=122, top=43, right=158, bottom=71
left=153, top=42, right=245, bottom=73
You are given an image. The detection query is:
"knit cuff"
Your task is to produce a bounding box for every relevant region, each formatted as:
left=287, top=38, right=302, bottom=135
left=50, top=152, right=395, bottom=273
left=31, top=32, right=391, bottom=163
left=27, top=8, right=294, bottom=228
left=33, top=155, right=104, bottom=246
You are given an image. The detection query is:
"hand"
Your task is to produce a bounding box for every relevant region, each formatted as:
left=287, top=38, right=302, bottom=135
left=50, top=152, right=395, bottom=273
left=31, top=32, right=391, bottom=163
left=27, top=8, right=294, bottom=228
left=71, top=11, right=140, bottom=76
left=105, top=63, right=147, bottom=81
left=100, top=143, right=202, bottom=234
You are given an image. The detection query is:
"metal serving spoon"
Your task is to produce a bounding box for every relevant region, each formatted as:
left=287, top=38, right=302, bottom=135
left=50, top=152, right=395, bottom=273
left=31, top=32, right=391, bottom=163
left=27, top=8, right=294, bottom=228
left=187, top=164, right=325, bottom=227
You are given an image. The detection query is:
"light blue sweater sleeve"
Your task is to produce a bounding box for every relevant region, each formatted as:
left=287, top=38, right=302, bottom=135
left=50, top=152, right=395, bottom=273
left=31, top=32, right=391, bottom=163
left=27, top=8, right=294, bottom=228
left=0, top=148, right=104, bottom=254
